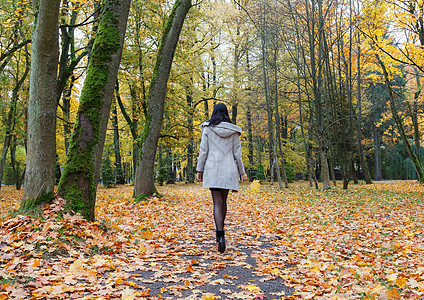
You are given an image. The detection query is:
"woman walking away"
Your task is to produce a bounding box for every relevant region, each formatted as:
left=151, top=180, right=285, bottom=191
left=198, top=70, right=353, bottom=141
left=196, top=103, right=248, bottom=253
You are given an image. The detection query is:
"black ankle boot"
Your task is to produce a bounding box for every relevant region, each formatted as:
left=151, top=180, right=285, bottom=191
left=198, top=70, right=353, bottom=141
left=216, top=230, right=225, bottom=253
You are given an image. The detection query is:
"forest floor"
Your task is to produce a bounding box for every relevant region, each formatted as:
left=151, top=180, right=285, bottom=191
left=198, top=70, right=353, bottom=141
left=0, top=180, right=424, bottom=299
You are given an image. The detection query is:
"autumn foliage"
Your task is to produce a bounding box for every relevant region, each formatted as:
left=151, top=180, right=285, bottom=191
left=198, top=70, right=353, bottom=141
left=1, top=181, right=424, bottom=299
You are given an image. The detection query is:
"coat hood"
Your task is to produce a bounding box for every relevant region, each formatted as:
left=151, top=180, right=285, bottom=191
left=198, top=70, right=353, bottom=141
left=201, top=122, right=242, bottom=138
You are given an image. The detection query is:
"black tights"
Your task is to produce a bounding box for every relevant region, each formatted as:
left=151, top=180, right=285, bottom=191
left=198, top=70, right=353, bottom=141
left=211, top=189, right=229, bottom=231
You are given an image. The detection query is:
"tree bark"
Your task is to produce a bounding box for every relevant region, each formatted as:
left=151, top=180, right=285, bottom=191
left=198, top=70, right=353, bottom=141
left=305, top=0, right=331, bottom=189
left=258, top=2, right=282, bottom=189
left=273, top=48, right=289, bottom=188
left=186, top=84, right=195, bottom=183
left=111, top=100, right=124, bottom=184
left=10, top=136, right=23, bottom=190
left=57, top=0, right=131, bottom=220
left=22, top=0, right=61, bottom=209
left=373, top=124, right=382, bottom=180
left=411, top=69, right=422, bottom=160
left=134, top=0, right=192, bottom=198
left=356, top=39, right=372, bottom=184
left=0, top=57, right=29, bottom=189
left=376, top=54, right=424, bottom=183
left=246, top=105, right=254, bottom=165
left=63, top=75, right=76, bottom=152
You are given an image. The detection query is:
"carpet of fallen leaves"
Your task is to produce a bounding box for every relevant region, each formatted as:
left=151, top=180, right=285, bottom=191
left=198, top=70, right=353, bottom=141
left=1, top=180, right=424, bottom=299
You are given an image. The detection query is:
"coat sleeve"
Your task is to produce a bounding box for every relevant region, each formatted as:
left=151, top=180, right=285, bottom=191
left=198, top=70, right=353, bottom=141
left=233, top=133, right=246, bottom=175
left=196, top=128, right=209, bottom=172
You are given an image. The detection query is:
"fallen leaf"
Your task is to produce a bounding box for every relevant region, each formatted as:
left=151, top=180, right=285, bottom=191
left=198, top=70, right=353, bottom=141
left=0, top=293, right=8, bottom=300
left=202, top=293, right=215, bottom=300
left=69, top=259, right=85, bottom=275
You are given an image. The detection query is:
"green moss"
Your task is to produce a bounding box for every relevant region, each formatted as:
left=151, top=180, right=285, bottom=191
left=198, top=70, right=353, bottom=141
left=19, top=191, right=54, bottom=214
left=134, top=193, right=149, bottom=203
left=137, top=114, right=151, bottom=158
left=149, top=0, right=182, bottom=90
left=33, top=1, right=40, bottom=30
left=62, top=184, right=84, bottom=211
left=58, top=5, right=122, bottom=220
left=90, top=245, right=112, bottom=255
left=133, top=191, right=160, bottom=202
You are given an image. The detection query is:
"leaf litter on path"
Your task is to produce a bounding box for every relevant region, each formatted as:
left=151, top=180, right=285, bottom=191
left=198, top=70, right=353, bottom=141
left=0, top=181, right=423, bottom=299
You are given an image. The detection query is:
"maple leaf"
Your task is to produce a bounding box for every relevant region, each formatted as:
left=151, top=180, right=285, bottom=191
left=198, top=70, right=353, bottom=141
left=142, top=229, right=154, bottom=240
left=145, top=243, right=155, bottom=255
left=186, top=264, right=195, bottom=272
left=69, top=258, right=85, bottom=275
left=251, top=180, right=261, bottom=192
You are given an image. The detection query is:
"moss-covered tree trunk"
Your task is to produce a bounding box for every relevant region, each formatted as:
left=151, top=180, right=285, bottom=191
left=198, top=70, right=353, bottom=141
left=134, top=0, right=192, bottom=198
left=57, top=0, right=131, bottom=221
left=21, top=0, right=61, bottom=209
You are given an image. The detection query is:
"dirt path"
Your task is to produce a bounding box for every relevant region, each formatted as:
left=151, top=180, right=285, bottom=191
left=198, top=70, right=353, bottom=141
left=94, top=183, right=295, bottom=299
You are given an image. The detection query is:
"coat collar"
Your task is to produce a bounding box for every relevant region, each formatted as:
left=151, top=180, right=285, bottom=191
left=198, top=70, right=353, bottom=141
left=201, top=122, right=242, bottom=137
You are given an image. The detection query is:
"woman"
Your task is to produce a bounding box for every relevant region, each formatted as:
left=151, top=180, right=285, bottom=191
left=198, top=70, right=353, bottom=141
left=196, top=103, right=248, bottom=253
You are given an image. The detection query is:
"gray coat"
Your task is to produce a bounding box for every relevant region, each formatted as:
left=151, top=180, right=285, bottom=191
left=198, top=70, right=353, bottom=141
left=196, top=122, right=246, bottom=191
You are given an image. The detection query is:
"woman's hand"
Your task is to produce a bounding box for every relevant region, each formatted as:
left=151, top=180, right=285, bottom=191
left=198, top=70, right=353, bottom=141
left=196, top=171, right=202, bottom=182
left=241, top=174, right=248, bottom=181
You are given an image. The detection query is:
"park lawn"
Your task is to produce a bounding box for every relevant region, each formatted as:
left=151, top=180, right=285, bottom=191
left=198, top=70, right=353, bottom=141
left=0, top=180, right=423, bottom=299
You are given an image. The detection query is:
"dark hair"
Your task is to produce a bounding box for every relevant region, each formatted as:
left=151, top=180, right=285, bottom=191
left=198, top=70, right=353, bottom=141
left=208, top=103, right=232, bottom=126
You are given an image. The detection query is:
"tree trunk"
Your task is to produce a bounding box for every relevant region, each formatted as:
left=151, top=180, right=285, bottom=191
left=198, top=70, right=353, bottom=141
left=329, top=157, right=336, bottom=186
left=10, top=136, right=23, bottom=190
left=57, top=0, right=131, bottom=220
left=351, top=160, right=358, bottom=184
left=116, top=81, right=138, bottom=182
left=0, top=59, right=29, bottom=188
left=258, top=3, right=282, bottom=188
left=356, top=40, right=372, bottom=184
left=341, top=161, right=350, bottom=189
left=246, top=51, right=254, bottom=178
left=246, top=104, right=254, bottom=169
left=293, top=19, right=313, bottom=187
left=231, top=104, right=238, bottom=124
left=134, top=0, right=192, bottom=198
left=0, top=132, right=12, bottom=189
left=373, top=124, right=382, bottom=180
left=111, top=100, right=124, bottom=184
left=63, top=75, right=76, bottom=152
left=22, top=0, right=60, bottom=209
left=56, top=3, right=85, bottom=105
left=273, top=48, right=288, bottom=188
left=376, top=54, right=424, bottom=183
left=186, top=85, right=194, bottom=183
left=411, top=69, right=422, bottom=160
left=305, top=0, right=330, bottom=189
